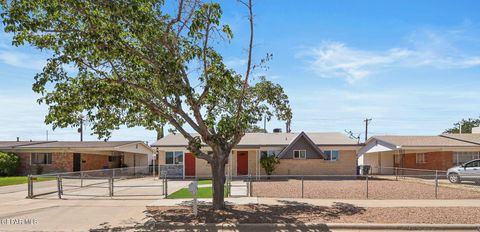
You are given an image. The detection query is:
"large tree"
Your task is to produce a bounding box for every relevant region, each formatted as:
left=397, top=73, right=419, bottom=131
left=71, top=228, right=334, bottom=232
left=1, top=0, right=292, bottom=209
left=444, top=117, right=480, bottom=134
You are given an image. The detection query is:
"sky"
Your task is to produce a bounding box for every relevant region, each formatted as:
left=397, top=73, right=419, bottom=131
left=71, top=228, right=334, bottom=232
left=1, top=0, right=480, bottom=143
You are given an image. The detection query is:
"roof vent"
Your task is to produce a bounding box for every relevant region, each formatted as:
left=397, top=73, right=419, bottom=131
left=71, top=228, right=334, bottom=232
left=273, top=128, right=282, bottom=133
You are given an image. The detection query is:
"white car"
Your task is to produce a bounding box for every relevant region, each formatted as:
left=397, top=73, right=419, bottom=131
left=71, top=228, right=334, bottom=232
left=447, top=159, right=480, bottom=184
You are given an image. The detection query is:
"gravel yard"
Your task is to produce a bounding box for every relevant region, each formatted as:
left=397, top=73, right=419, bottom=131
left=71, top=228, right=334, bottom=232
left=251, top=178, right=480, bottom=199
left=146, top=204, right=480, bottom=224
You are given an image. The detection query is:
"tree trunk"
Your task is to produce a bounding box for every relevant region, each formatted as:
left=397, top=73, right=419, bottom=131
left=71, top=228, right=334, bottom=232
left=211, top=152, right=227, bottom=210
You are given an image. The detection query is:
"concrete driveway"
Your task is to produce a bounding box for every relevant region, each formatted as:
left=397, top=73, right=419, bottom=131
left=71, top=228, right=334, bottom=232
left=0, top=178, right=189, bottom=231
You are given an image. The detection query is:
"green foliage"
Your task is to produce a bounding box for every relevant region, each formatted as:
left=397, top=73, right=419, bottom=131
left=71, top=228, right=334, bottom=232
left=246, top=125, right=267, bottom=133
left=0, top=0, right=291, bottom=151
left=0, top=152, right=21, bottom=176
left=260, top=155, right=280, bottom=175
left=168, top=186, right=227, bottom=199
left=0, top=176, right=55, bottom=186
left=444, top=118, right=480, bottom=134
left=1, top=0, right=291, bottom=209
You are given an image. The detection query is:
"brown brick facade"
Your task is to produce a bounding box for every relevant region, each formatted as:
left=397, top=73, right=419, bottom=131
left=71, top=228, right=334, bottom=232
left=401, top=151, right=454, bottom=171
left=15, top=152, right=113, bottom=175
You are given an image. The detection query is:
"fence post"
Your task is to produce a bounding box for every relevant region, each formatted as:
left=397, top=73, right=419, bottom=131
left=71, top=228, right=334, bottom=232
left=112, top=169, right=116, bottom=179
left=247, top=174, right=252, bottom=197
left=111, top=177, right=115, bottom=197
left=164, top=173, right=168, bottom=199
left=366, top=174, right=369, bottom=199
left=108, top=178, right=112, bottom=197
left=80, top=171, right=84, bottom=187
left=27, top=175, right=33, bottom=198
left=301, top=176, right=304, bottom=198
left=395, top=167, right=398, bottom=181
left=57, top=175, right=62, bottom=199
left=435, top=170, right=438, bottom=199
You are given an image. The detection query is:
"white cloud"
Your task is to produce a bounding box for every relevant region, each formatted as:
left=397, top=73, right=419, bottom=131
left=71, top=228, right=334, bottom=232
left=0, top=50, right=46, bottom=70
left=303, top=29, right=480, bottom=83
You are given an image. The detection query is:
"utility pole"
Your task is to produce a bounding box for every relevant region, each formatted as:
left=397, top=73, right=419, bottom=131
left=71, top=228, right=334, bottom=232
left=364, top=118, right=372, bottom=142
left=263, top=115, right=267, bottom=133
left=78, top=117, right=83, bottom=141
left=459, top=121, right=463, bottom=134
left=46, top=130, right=49, bottom=141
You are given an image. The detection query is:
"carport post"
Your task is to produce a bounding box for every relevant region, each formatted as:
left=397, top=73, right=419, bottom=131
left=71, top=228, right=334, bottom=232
left=112, top=169, right=116, bottom=179
left=435, top=170, right=438, bottom=199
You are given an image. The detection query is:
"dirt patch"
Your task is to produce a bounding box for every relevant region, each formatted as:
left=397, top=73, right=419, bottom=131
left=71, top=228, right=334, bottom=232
left=252, top=179, right=480, bottom=199
left=146, top=203, right=480, bottom=224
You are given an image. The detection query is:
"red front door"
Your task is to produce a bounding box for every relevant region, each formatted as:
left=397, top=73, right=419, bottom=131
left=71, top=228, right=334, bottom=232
left=185, top=153, right=196, bottom=177
left=237, top=151, right=249, bottom=175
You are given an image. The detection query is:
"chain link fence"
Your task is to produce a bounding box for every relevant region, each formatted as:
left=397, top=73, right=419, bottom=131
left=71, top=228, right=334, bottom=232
left=27, top=166, right=168, bottom=199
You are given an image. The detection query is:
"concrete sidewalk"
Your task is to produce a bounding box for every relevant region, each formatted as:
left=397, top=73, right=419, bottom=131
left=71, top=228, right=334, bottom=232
left=149, top=197, right=480, bottom=207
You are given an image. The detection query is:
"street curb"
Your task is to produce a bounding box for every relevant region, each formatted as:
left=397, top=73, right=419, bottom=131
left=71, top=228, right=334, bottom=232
left=151, top=222, right=480, bottom=230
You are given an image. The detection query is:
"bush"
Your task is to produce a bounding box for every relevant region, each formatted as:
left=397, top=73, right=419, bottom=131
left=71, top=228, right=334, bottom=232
left=0, top=152, right=21, bottom=176
left=260, top=156, right=280, bottom=176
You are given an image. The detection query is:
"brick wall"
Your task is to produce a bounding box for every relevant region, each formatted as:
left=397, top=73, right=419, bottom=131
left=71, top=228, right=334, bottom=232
left=81, top=153, right=109, bottom=170
left=274, top=150, right=357, bottom=175
left=15, top=152, right=113, bottom=174
left=16, top=152, right=73, bottom=175
left=402, top=151, right=453, bottom=171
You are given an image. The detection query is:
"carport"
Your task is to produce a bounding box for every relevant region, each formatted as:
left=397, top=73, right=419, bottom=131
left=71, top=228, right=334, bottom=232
left=357, top=135, right=480, bottom=173
left=0, top=141, right=153, bottom=174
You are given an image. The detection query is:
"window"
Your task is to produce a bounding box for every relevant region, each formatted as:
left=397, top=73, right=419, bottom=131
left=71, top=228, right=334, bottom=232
left=260, top=150, right=278, bottom=159
left=324, top=150, right=340, bottom=161
left=293, top=150, right=306, bottom=159
left=31, top=153, right=52, bottom=164
left=108, top=156, right=119, bottom=162
left=465, top=160, right=480, bottom=168
left=416, top=153, right=426, bottom=164
left=165, top=151, right=183, bottom=165
left=453, top=152, right=480, bottom=165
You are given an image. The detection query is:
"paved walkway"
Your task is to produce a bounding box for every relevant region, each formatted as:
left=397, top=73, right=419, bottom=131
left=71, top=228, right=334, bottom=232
left=149, top=197, right=480, bottom=208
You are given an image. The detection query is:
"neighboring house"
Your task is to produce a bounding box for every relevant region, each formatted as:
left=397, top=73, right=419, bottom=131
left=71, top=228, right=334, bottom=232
left=151, top=132, right=361, bottom=178
left=0, top=141, right=153, bottom=175
left=357, top=134, right=480, bottom=174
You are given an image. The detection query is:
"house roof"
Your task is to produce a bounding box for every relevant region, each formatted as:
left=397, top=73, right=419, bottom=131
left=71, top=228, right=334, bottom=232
left=277, top=132, right=326, bottom=158
left=0, top=141, right=51, bottom=149
left=152, top=132, right=359, bottom=147
left=440, top=133, right=480, bottom=145
left=0, top=141, right=153, bottom=154
left=371, top=135, right=479, bottom=147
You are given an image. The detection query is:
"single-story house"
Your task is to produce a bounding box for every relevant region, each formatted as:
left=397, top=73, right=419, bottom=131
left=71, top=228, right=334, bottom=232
left=357, top=134, right=480, bottom=174
left=151, top=132, right=362, bottom=178
left=0, top=141, right=153, bottom=175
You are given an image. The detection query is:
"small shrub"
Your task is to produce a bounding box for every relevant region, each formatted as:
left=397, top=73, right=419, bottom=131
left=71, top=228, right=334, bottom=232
left=260, top=156, right=280, bottom=176
left=35, top=165, right=44, bottom=175
left=0, top=152, right=21, bottom=176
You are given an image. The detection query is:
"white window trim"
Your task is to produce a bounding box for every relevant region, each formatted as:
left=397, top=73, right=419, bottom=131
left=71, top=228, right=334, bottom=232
left=293, top=150, right=306, bottom=159
left=165, top=151, right=184, bottom=165
left=416, top=153, right=426, bottom=164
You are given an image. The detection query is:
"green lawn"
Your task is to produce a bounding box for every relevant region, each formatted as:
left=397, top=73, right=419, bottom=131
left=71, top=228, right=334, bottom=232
left=168, top=186, right=228, bottom=199
left=0, top=176, right=55, bottom=187
left=197, top=179, right=212, bottom=185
